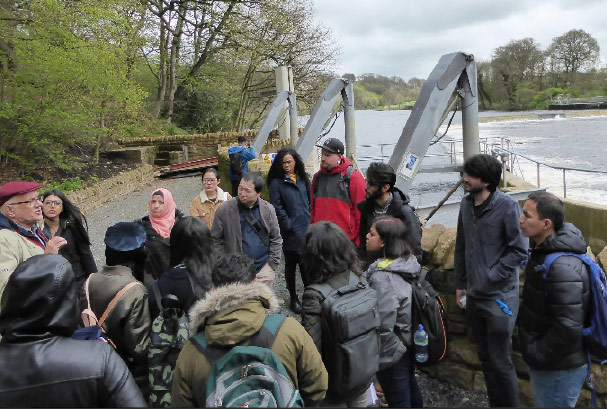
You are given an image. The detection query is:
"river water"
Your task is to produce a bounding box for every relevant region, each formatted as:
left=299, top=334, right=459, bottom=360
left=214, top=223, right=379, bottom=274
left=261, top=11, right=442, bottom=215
left=314, top=109, right=607, bottom=208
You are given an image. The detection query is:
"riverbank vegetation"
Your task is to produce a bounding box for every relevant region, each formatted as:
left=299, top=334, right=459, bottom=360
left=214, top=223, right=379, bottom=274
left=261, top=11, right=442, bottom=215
left=0, top=0, right=337, bottom=183
left=346, top=29, right=606, bottom=112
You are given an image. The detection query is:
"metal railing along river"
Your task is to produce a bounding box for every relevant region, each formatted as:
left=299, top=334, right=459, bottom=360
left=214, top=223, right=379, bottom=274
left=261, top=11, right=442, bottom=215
left=357, top=137, right=607, bottom=198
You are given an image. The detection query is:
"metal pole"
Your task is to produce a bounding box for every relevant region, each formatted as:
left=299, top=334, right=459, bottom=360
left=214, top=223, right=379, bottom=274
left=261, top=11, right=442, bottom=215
left=563, top=169, right=567, bottom=198
left=461, top=62, right=479, bottom=161
left=343, top=81, right=357, bottom=164
left=288, top=92, right=298, bottom=145
left=536, top=163, right=540, bottom=188
left=274, top=66, right=292, bottom=140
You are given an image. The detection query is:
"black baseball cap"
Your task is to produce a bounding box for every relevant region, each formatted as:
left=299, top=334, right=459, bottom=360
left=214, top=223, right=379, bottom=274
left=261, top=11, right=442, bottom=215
left=316, top=138, right=344, bottom=155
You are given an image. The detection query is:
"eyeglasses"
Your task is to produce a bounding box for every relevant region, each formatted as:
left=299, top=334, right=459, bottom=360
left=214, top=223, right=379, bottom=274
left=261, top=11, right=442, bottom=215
left=238, top=185, right=253, bottom=193
left=7, top=196, right=43, bottom=207
left=203, top=178, right=217, bottom=183
left=43, top=200, right=63, bottom=207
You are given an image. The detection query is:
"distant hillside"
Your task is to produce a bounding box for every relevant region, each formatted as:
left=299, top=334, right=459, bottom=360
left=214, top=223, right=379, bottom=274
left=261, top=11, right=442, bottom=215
left=343, top=73, right=424, bottom=110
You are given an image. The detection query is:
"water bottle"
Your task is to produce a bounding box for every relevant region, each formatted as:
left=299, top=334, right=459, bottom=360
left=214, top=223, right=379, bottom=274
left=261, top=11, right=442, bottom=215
left=414, top=323, right=429, bottom=363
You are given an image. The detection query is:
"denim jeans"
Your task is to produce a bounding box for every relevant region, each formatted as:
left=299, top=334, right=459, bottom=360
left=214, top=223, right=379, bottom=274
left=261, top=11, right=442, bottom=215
left=529, top=363, right=588, bottom=407
left=375, top=352, right=423, bottom=408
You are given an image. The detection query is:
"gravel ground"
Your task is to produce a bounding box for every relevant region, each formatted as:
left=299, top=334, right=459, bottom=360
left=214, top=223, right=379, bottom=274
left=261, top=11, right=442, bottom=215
left=85, top=173, right=489, bottom=408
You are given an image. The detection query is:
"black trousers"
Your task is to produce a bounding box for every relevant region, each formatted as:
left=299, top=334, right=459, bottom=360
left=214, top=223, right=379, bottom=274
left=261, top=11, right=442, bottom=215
left=466, top=295, right=520, bottom=407
left=284, top=249, right=303, bottom=300
left=230, top=177, right=241, bottom=197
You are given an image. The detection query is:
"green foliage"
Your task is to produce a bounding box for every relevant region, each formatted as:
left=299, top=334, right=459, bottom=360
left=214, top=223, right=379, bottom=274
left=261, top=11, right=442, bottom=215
left=353, top=83, right=380, bottom=109
left=46, top=177, right=85, bottom=192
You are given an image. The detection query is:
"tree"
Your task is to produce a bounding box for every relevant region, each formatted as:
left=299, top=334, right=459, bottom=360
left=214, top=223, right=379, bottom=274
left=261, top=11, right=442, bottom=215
left=491, top=38, right=544, bottom=109
left=546, top=29, right=600, bottom=85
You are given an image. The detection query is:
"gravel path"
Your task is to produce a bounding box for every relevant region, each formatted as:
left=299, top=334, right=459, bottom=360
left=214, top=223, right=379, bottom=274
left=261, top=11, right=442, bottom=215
left=84, top=173, right=489, bottom=408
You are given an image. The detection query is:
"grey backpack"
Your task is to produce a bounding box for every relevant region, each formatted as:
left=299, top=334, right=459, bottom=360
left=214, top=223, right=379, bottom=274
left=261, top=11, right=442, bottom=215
left=309, top=272, right=380, bottom=400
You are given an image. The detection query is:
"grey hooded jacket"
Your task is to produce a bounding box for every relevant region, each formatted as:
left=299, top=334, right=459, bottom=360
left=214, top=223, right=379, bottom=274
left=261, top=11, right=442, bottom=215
left=365, top=256, right=420, bottom=371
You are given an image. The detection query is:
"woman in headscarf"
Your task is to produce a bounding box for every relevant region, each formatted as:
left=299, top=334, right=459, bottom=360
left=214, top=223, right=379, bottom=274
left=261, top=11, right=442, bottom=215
left=137, top=188, right=184, bottom=285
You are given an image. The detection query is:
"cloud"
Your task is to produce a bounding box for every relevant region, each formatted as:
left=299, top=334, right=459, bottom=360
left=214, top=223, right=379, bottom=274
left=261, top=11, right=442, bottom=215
left=313, top=0, right=607, bottom=79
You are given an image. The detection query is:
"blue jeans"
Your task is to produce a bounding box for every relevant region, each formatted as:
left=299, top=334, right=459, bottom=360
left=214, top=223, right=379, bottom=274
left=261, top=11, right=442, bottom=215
left=529, top=364, right=587, bottom=407
left=376, top=352, right=423, bottom=408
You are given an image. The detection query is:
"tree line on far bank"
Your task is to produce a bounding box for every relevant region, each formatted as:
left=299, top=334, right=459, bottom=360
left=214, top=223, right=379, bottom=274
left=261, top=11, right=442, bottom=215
left=346, top=29, right=606, bottom=112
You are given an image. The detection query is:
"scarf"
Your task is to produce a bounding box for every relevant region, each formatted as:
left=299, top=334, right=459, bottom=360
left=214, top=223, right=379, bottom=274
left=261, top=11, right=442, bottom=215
left=148, top=187, right=176, bottom=239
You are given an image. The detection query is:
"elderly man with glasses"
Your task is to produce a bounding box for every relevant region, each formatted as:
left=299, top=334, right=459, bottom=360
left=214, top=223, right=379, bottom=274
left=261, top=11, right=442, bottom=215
left=0, top=181, right=67, bottom=300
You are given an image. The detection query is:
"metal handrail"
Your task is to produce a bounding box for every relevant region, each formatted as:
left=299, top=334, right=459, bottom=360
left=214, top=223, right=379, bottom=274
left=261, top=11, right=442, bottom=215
left=357, top=136, right=607, bottom=198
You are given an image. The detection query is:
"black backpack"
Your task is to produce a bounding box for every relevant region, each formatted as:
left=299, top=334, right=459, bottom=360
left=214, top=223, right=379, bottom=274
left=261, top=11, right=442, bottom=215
left=229, top=150, right=244, bottom=177
left=409, top=269, right=448, bottom=366
left=309, top=272, right=380, bottom=400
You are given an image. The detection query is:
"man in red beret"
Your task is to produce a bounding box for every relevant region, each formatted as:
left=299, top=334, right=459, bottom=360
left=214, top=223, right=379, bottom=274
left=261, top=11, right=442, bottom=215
left=0, top=181, right=67, bottom=300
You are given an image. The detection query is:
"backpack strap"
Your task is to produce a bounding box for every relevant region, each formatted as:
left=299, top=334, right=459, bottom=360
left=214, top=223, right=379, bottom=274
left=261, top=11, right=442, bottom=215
left=98, top=281, right=141, bottom=327
left=191, top=314, right=287, bottom=364
left=151, top=280, right=163, bottom=313
left=244, top=211, right=270, bottom=248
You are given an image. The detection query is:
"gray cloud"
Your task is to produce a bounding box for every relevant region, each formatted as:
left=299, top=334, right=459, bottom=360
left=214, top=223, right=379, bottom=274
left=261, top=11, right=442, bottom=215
left=313, top=0, right=607, bottom=79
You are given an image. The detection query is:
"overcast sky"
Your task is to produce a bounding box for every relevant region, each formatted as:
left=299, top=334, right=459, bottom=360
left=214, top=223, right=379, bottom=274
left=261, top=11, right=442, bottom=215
left=312, top=0, right=607, bottom=80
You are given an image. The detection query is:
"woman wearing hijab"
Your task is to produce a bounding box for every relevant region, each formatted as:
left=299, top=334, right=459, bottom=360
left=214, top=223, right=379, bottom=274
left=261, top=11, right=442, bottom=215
left=137, top=188, right=184, bottom=285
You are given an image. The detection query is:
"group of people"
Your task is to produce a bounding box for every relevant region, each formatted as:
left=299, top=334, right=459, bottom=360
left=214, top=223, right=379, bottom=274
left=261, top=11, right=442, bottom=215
left=0, top=135, right=594, bottom=408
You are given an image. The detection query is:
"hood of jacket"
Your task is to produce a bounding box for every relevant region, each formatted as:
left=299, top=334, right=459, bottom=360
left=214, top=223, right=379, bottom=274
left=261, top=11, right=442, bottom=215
left=366, top=256, right=421, bottom=281
left=0, top=254, right=79, bottom=341
left=532, top=222, right=587, bottom=255
left=319, top=155, right=354, bottom=176
left=199, top=186, right=229, bottom=203
left=188, top=281, right=279, bottom=345
left=392, top=187, right=411, bottom=206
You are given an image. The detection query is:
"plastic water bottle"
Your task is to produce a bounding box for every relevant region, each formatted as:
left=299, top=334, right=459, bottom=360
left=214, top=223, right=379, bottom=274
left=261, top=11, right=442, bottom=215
left=414, top=323, right=429, bottom=363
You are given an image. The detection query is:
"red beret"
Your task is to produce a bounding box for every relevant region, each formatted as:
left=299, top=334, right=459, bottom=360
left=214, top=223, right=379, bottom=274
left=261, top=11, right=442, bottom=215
left=0, top=181, right=44, bottom=207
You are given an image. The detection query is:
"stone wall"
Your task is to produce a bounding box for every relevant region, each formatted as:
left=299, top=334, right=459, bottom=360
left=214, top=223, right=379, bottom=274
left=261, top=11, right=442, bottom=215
left=66, top=165, right=155, bottom=214
left=421, top=224, right=607, bottom=407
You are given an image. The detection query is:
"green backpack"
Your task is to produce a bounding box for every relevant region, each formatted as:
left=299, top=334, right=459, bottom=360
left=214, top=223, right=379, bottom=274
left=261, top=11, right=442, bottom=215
left=148, top=281, right=191, bottom=408
left=191, top=314, right=304, bottom=408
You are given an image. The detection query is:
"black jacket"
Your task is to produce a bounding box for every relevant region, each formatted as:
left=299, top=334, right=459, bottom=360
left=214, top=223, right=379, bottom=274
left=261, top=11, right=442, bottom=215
left=138, top=209, right=184, bottom=281
left=357, top=187, right=422, bottom=268
left=147, top=264, right=196, bottom=320
left=518, top=223, right=590, bottom=370
left=0, top=254, right=145, bottom=407
left=44, top=216, right=97, bottom=279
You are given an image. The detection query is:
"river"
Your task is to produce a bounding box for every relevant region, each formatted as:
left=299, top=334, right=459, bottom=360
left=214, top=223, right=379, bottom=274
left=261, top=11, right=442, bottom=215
left=312, top=109, right=607, bottom=207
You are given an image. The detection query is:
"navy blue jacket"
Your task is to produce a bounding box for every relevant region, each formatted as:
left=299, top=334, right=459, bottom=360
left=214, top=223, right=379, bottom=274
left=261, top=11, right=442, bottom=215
left=269, top=175, right=310, bottom=251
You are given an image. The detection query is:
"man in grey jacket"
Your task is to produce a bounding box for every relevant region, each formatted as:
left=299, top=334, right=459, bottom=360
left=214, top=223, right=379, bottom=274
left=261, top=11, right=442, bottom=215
left=454, top=154, right=527, bottom=407
left=211, top=172, right=282, bottom=287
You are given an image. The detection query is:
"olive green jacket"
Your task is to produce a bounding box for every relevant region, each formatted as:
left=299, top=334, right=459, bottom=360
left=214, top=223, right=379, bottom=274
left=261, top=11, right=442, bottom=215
left=171, top=281, right=328, bottom=407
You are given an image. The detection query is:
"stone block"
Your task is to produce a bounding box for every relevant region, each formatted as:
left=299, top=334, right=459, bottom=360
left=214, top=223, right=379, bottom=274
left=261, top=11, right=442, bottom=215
left=597, top=246, right=607, bottom=271
left=431, top=227, right=457, bottom=270
left=432, top=360, right=476, bottom=390
left=473, top=372, right=487, bottom=394
left=448, top=336, right=481, bottom=367
left=518, top=377, right=534, bottom=407
left=591, top=363, right=607, bottom=394
left=422, top=224, right=445, bottom=257
left=512, top=351, right=529, bottom=377
left=448, top=321, right=468, bottom=336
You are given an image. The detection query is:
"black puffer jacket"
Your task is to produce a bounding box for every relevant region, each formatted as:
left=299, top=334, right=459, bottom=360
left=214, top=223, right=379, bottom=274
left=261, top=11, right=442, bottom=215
left=518, top=223, right=590, bottom=370
left=0, top=254, right=145, bottom=407
left=138, top=209, right=184, bottom=282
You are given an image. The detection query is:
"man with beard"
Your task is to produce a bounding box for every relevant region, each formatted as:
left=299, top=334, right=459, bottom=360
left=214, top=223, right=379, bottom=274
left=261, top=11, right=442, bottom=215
left=453, top=154, right=527, bottom=407
left=357, top=162, right=422, bottom=269
left=309, top=138, right=366, bottom=245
